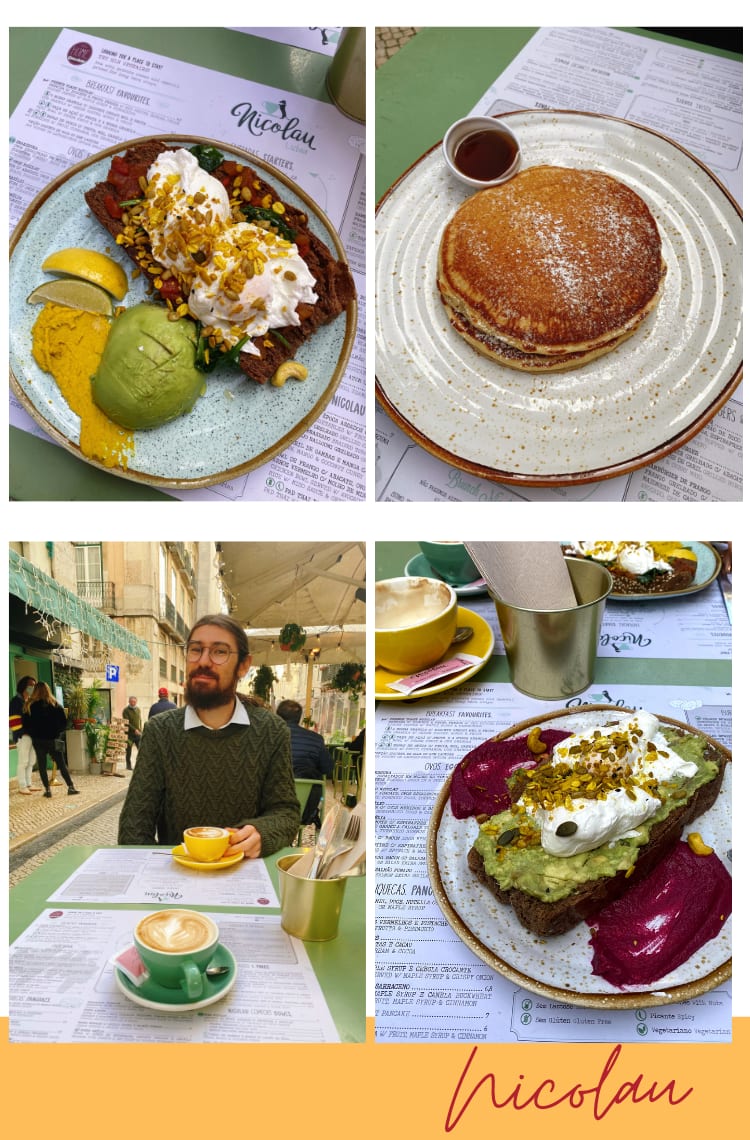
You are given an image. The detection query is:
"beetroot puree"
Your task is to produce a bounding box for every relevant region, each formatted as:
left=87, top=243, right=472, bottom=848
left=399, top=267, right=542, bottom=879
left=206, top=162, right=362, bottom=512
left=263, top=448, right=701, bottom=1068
left=587, top=842, right=731, bottom=987
left=450, top=729, right=571, bottom=818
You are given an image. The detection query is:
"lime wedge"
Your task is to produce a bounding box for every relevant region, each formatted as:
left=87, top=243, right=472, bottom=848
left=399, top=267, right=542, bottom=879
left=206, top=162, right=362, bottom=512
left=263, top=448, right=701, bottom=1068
left=41, top=247, right=129, bottom=300
left=27, top=278, right=114, bottom=316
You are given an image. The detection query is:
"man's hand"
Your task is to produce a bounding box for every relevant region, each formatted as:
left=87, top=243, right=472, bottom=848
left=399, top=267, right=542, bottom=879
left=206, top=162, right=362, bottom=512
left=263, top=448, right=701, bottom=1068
left=225, top=824, right=261, bottom=859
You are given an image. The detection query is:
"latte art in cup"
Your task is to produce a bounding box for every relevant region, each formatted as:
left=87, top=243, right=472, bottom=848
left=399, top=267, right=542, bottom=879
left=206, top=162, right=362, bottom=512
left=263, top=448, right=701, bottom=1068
left=182, top=825, right=232, bottom=862
left=136, top=909, right=217, bottom=954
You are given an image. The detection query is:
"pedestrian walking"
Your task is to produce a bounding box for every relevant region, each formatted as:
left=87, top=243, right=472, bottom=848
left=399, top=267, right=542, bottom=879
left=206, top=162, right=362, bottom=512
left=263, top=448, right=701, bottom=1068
left=122, top=696, right=142, bottom=770
left=9, top=675, right=40, bottom=795
left=24, top=682, right=79, bottom=798
left=148, top=687, right=177, bottom=718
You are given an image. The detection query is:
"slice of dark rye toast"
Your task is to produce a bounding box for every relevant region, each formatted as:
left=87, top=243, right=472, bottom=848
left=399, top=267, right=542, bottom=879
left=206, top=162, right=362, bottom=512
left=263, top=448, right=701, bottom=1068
left=467, top=731, right=729, bottom=937
left=83, top=140, right=355, bottom=384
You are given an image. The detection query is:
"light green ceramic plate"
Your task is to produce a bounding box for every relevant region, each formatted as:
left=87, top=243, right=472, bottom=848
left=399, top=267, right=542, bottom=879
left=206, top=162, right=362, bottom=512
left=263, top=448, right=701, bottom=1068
left=564, top=541, right=723, bottom=600
left=10, top=135, right=356, bottom=489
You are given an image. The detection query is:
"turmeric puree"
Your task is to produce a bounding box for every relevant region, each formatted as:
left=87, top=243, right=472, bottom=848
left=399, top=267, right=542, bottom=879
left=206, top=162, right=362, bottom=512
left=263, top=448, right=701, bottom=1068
left=31, top=302, right=134, bottom=469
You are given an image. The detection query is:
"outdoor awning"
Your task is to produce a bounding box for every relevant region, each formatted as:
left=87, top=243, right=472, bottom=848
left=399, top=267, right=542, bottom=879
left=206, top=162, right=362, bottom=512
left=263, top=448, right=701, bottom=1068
left=9, top=550, right=151, bottom=660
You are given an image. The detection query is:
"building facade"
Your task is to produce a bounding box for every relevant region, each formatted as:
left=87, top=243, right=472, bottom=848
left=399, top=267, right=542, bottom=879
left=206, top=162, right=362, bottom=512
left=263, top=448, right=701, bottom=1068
left=8, top=541, right=225, bottom=777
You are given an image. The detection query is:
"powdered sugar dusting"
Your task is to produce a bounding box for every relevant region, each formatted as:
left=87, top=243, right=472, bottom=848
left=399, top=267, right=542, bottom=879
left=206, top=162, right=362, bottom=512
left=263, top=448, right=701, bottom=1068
left=441, top=166, right=664, bottom=351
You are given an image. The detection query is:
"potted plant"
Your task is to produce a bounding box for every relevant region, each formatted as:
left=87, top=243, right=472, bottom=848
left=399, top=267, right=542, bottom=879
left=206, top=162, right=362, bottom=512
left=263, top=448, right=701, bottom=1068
left=64, top=680, right=88, bottom=730
left=85, top=678, right=103, bottom=722
left=279, top=623, right=306, bottom=652
left=331, top=661, right=366, bottom=700
left=84, top=720, right=104, bottom=773
left=252, top=664, right=276, bottom=703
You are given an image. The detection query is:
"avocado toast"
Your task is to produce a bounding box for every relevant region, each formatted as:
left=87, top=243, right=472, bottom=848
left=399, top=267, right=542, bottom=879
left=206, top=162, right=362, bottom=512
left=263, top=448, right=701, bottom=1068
left=463, top=709, right=728, bottom=936
left=428, top=706, right=731, bottom=1002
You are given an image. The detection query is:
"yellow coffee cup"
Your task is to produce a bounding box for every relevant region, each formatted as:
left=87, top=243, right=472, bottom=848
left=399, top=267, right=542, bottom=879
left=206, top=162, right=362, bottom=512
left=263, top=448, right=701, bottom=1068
left=183, top=826, right=231, bottom=863
left=375, top=577, right=457, bottom=674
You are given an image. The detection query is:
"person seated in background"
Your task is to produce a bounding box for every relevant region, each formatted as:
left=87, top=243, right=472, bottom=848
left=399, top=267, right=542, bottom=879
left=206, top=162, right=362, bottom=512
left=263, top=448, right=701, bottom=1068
left=275, top=699, right=333, bottom=825
left=118, top=614, right=299, bottom=857
left=349, top=726, right=365, bottom=755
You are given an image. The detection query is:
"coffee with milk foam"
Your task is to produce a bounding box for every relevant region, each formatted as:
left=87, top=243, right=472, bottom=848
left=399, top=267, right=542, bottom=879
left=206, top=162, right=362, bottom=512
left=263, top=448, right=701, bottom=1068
left=136, top=909, right=216, bottom=954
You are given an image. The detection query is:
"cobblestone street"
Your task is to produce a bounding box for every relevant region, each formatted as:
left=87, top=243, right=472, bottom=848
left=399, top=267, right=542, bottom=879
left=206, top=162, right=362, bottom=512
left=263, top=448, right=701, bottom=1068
left=375, top=27, right=420, bottom=67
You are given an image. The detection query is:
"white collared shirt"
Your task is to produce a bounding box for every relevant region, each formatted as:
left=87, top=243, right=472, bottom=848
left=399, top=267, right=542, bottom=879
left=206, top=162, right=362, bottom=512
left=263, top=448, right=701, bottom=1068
left=184, top=697, right=250, bottom=731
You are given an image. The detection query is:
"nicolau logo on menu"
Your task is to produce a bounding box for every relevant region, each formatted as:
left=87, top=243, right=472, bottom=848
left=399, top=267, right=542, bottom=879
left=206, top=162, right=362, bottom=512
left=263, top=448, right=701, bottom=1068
left=230, top=97, right=317, bottom=151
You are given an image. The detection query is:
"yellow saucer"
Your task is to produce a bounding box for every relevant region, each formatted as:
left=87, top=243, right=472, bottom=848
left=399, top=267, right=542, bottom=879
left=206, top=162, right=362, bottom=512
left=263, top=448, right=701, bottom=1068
left=375, top=606, right=494, bottom=701
left=171, top=845, right=244, bottom=870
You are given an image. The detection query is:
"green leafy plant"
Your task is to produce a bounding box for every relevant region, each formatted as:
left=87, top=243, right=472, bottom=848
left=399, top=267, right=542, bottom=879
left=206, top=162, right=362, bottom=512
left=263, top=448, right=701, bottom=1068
left=252, top=664, right=277, bottom=703
left=86, top=678, right=104, bottom=721
left=331, top=661, right=365, bottom=699
left=84, top=720, right=105, bottom=761
left=63, top=678, right=87, bottom=727
left=279, top=623, right=306, bottom=652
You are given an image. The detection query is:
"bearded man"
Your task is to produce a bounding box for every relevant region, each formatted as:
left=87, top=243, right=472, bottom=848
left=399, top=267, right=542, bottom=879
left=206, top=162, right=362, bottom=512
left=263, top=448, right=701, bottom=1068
left=118, top=614, right=299, bottom=856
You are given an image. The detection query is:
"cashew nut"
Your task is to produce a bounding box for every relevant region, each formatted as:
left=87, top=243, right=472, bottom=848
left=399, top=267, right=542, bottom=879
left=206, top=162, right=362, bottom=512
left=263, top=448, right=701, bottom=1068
left=271, top=361, right=308, bottom=387
left=526, top=725, right=547, bottom=755
left=687, top=832, right=714, bottom=856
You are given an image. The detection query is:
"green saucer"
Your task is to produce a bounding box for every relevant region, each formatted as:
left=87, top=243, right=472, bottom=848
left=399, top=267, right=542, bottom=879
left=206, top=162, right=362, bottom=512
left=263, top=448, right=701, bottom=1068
left=114, top=943, right=236, bottom=1011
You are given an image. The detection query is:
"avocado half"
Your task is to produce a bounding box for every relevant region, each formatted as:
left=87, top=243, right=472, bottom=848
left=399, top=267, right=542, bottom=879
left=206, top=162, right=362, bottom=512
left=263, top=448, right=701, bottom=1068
left=93, top=303, right=206, bottom=430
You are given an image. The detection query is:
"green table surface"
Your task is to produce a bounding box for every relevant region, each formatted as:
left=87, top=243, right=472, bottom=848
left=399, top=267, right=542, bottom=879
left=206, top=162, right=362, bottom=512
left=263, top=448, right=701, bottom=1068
left=9, top=27, right=335, bottom=502
left=10, top=845, right=365, bottom=1042
left=375, top=542, right=731, bottom=690
left=376, top=27, right=742, bottom=202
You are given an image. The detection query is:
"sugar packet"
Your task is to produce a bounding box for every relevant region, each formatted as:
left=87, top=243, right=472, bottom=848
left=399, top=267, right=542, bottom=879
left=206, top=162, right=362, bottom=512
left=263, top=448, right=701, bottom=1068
left=386, top=653, right=482, bottom=694
left=112, top=944, right=149, bottom=986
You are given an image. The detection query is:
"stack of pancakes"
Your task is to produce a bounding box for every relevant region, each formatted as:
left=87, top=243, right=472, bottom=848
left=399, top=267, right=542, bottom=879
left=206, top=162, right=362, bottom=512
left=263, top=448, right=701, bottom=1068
left=438, top=165, right=666, bottom=373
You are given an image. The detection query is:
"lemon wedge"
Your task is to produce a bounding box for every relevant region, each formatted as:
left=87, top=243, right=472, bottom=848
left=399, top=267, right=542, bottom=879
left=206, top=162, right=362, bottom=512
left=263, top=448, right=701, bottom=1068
left=27, top=278, right=114, bottom=316
left=41, top=247, right=129, bottom=300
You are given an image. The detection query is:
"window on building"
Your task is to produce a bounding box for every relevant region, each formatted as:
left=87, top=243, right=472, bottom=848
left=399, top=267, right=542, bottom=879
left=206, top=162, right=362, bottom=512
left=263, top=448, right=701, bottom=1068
left=75, top=543, right=105, bottom=606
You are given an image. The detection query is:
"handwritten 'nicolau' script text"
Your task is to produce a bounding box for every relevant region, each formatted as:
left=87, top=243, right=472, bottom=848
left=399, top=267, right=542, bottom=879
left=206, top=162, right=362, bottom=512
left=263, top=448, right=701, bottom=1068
left=446, top=1045, right=693, bottom=1130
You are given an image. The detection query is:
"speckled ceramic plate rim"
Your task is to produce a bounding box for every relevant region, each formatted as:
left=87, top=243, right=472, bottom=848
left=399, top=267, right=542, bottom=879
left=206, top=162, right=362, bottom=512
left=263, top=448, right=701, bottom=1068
left=427, top=705, right=731, bottom=1008
left=10, top=134, right=357, bottom=489
left=376, top=110, right=742, bottom=486
left=375, top=606, right=494, bottom=701
left=567, top=542, right=723, bottom=602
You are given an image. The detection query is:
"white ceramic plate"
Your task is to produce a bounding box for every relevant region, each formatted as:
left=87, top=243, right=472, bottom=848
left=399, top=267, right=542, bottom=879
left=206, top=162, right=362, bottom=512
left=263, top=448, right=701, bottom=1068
left=10, top=134, right=356, bottom=489
left=427, top=706, right=731, bottom=1007
left=376, top=111, right=742, bottom=485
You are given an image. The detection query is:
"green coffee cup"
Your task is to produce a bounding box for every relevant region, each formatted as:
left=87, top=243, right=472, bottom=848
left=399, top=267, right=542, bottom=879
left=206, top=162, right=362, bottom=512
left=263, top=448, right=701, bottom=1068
left=418, top=541, right=480, bottom=586
left=134, top=909, right=219, bottom=999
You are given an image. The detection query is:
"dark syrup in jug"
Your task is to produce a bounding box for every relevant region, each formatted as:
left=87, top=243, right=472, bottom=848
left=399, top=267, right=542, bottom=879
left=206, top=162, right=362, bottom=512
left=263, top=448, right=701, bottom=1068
left=454, top=129, right=518, bottom=181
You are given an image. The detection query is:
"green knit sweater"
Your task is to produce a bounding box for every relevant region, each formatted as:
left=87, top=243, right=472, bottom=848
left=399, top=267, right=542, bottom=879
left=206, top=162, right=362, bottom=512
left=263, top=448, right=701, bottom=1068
left=117, top=702, right=300, bottom=854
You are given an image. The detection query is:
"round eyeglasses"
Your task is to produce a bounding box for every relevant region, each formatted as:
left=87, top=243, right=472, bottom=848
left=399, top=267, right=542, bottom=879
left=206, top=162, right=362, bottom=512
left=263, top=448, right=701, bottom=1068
left=184, top=642, right=238, bottom=665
